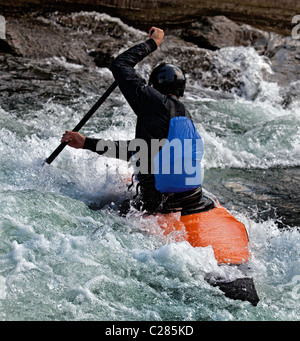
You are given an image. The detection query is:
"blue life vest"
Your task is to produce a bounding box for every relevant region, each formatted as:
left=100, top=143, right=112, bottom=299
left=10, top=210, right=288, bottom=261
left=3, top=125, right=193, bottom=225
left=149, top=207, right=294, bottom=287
left=153, top=99, right=204, bottom=193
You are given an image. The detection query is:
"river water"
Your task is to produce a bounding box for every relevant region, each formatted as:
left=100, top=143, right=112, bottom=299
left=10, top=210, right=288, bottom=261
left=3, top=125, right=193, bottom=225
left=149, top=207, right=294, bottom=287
left=0, top=12, right=300, bottom=321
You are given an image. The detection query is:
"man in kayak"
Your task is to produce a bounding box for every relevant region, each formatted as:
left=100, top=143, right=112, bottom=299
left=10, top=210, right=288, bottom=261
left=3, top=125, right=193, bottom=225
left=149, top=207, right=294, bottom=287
left=61, top=27, right=260, bottom=306
left=61, top=27, right=213, bottom=216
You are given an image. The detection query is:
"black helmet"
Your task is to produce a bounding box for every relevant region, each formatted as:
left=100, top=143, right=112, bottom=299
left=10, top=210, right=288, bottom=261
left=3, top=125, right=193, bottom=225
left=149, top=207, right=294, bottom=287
left=149, top=63, right=186, bottom=97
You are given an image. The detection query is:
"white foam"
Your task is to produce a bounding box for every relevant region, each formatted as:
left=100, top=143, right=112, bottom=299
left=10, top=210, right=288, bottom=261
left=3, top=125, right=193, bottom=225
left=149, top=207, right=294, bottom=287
left=217, top=46, right=273, bottom=100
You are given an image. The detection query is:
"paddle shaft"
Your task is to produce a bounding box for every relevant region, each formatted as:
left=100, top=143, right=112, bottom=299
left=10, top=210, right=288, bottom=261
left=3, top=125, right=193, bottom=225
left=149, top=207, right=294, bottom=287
left=45, top=81, right=118, bottom=164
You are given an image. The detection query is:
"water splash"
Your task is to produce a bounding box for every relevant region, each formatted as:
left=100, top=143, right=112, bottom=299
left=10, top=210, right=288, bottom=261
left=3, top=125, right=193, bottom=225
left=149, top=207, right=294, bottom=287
left=0, top=11, right=299, bottom=321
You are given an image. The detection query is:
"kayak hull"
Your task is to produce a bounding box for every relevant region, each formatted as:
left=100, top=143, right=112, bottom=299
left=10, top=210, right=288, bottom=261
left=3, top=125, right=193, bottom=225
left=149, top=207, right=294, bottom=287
left=155, top=200, right=259, bottom=305
left=157, top=206, right=249, bottom=265
left=182, top=206, right=249, bottom=264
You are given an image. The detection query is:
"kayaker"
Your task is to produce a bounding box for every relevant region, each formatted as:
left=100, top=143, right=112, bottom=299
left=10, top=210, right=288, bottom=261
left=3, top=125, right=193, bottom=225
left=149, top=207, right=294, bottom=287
left=61, top=27, right=214, bottom=216
left=60, top=29, right=261, bottom=306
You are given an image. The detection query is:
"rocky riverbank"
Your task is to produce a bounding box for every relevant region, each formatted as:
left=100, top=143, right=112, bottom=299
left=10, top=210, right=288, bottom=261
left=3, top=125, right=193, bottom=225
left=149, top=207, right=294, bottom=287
left=1, top=0, right=299, bottom=36
left=1, top=11, right=299, bottom=90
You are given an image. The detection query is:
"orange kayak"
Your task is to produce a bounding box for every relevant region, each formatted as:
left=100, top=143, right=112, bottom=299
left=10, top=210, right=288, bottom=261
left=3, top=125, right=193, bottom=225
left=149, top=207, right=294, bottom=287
left=157, top=205, right=249, bottom=265
left=149, top=192, right=259, bottom=306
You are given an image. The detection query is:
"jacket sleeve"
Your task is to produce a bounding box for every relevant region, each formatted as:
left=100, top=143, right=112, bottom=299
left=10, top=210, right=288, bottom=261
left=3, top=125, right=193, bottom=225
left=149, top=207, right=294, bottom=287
left=83, top=137, right=133, bottom=162
left=109, top=39, right=165, bottom=117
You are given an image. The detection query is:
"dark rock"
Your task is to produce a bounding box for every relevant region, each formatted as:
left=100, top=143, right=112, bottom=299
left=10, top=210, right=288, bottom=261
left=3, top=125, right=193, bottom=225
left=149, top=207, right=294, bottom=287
left=281, top=81, right=300, bottom=109
left=181, top=16, right=242, bottom=50
left=0, top=12, right=246, bottom=93
left=3, top=12, right=137, bottom=66
left=1, top=11, right=299, bottom=91
left=88, top=48, right=114, bottom=68
left=1, top=0, right=299, bottom=36
left=264, top=36, right=300, bottom=85
left=211, top=277, right=260, bottom=306
left=205, top=167, right=300, bottom=228
left=205, top=267, right=260, bottom=306
left=180, top=16, right=300, bottom=86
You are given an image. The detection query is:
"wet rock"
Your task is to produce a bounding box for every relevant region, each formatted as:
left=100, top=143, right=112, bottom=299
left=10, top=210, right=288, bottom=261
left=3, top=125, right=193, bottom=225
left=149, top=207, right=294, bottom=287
left=3, top=12, right=134, bottom=67
left=1, top=0, right=298, bottom=36
left=264, top=36, right=300, bottom=85
left=181, top=16, right=242, bottom=51
left=181, top=16, right=272, bottom=53
left=280, top=80, right=300, bottom=109
left=180, top=16, right=300, bottom=86
left=1, top=12, right=245, bottom=93
left=1, top=11, right=299, bottom=91
left=205, top=167, right=300, bottom=228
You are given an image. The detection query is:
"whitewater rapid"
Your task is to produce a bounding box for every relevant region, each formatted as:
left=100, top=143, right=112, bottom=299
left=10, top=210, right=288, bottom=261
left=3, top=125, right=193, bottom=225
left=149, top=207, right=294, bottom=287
left=0, top=12, right=300, bottom=321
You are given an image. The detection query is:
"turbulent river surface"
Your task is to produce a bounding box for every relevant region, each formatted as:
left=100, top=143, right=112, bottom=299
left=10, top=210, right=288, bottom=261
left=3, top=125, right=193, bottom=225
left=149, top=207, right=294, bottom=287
left=0, top=12, right=300, bottom=321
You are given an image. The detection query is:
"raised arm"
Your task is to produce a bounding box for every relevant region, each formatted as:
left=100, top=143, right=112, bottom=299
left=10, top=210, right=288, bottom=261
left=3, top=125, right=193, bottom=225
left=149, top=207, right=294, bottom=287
left=109, top=28, right=165, bottom=117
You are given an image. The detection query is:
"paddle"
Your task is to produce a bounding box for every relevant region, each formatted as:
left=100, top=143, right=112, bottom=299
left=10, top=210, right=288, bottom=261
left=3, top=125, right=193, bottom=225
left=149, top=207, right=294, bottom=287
left=45, top=81, right=118, bottom=164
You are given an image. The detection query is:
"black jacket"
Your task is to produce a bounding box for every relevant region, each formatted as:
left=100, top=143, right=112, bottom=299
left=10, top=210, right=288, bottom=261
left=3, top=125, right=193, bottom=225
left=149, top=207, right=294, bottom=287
left=84, top=39, right=189, bottom=162
left=84, top=39, right=212, bottom=215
